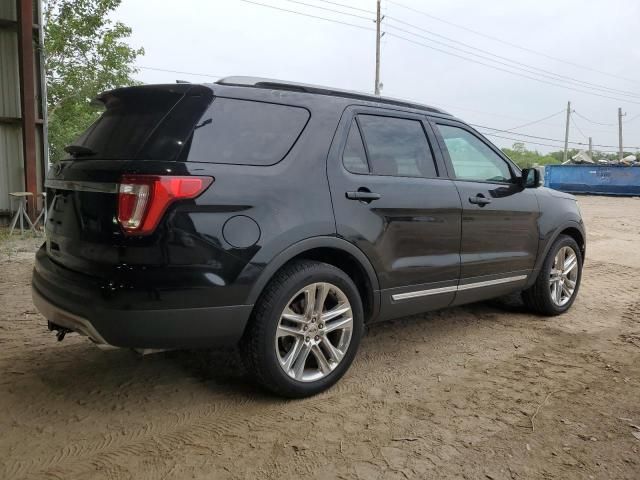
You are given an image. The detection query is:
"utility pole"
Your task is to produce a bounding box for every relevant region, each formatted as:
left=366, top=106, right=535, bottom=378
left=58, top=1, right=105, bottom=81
left=588, top=137, right=592, bottom=159
left=618, top=107, right=625, bottom=161
left=374, top=0, right=381, bottom=95
left=563, top=101, right=571, bottom=163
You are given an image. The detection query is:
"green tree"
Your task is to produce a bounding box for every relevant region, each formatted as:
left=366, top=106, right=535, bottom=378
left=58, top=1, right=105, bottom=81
left=502, top=143, right=560, bottom=168
left=44, top=0, right=144, bottom=162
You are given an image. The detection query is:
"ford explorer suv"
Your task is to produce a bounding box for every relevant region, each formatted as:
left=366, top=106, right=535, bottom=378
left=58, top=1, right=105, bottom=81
left=33, top=77, right=586, bottom=397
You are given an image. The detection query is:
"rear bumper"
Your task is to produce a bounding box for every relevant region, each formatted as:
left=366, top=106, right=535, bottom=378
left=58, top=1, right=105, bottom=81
left=32, top=248, right=253, bottom=349
left=32, top=286, right=252, bottom=349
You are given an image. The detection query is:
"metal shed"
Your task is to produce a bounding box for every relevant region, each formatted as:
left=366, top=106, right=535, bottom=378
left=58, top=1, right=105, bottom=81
left=0, top=0, right=47, bottom=223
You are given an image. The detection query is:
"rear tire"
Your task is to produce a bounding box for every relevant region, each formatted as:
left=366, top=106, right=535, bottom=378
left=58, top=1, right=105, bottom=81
left=522, top=234, right=582, bottom=316
left=241, top=260, right=364, bottom=398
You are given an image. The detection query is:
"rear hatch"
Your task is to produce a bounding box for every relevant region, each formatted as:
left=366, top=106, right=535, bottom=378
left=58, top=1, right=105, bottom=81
left=44, top=84, right=214, bottom=276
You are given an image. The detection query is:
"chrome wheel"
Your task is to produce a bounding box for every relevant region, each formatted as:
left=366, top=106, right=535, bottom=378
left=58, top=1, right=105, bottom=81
left=549, top=246, right=579, bottom=307
left=275, top=282, right=353, bottom=382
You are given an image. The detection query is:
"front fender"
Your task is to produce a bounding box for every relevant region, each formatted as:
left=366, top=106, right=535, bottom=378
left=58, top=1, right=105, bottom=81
left=525, top=218, right=586, bottom=289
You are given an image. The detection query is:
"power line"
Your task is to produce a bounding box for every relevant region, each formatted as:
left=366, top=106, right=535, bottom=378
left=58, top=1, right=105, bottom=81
left=474, top=125, right=581, bottom=144
left=624, top=112, right=640, bottom=124
left=474, top=124, right=640, bottom=149
left=233, top=0, right=374, bottom=31
left=311, top=0, right=374, bottom=15
left=281, top=0, right=373, bottom=21
left=480, top=132, right=568, bottom=149
left=573, top=111, right=616, bottom=126
left=386, top=0, right=640, bottom=87
left=384, top=16, right=640, bottom=99
left=228, top=0, right=640, bottom=111
left=138, top=3, right=636, bottom=148
left=481, top=132, right=625, bottom=154
left=486, top=133, right=625, bottom=154
left=570, top=115, right=589, bottom=140
left=429, top=101, right=570, bottom=127
left=136, top=62, right=638, bottom=148
left=385, top=31, right=640, bottom=106
left=500, top=109, right=565, bottom=132
left=137, top=66, right=224, bottom=78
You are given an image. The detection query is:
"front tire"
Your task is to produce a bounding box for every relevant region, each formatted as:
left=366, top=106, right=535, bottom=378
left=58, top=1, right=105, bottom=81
left=522, top=234, right=583, bottom=316
left=241, top=260, right=364, bottom=398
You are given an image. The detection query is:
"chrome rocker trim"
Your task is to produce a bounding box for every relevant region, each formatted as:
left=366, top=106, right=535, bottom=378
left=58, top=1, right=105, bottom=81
left=392, top=274, right=528, bottom=301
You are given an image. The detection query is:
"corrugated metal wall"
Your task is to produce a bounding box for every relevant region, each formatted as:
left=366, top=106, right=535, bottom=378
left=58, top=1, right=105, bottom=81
left=0, top=0, right=46, bottom=218
left=0, top=0, right=17, bottom=20
left=0, top=0, right=25, bottom=214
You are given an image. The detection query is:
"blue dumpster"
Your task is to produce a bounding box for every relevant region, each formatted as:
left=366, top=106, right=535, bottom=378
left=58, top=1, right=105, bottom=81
left=544, top=165, right=640, bottom=196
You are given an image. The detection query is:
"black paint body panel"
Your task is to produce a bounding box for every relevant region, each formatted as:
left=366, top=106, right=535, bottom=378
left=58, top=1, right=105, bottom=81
left=32, top=82, right=586, bottom=348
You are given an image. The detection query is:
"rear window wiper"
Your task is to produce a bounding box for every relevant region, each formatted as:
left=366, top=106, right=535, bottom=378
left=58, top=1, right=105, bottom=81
left=64, top=144, right=97, bottom=157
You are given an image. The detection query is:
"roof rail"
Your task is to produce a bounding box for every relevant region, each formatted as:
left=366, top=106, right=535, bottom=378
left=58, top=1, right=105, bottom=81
left=216, top=76, right=449, bottom=116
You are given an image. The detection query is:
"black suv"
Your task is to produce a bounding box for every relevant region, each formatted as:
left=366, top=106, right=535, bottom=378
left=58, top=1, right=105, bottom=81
left=33, top=77, right=585, bottom=397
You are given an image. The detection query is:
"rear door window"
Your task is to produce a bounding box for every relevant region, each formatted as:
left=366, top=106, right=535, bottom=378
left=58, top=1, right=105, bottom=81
left=342, top=121, right=369, bottom=174
left=182, top=98, right=310, bottom=165
left=357, top=115, right=438, bottom=178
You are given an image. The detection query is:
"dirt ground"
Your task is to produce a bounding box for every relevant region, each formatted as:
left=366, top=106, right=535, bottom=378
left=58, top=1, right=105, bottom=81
left=1, top=195, right=639, bottom=480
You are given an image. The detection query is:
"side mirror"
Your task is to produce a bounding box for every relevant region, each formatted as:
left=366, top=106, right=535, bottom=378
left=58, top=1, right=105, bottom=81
left=521, top=168, right=542, bottom=188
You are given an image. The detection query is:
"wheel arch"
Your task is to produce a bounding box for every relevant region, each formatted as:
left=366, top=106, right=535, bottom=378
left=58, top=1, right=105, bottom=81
left=526, top=220, right=586, bottom=289
left=246, top=237, right=381, bottom=322
left=559, top=226, right=586, bottom=261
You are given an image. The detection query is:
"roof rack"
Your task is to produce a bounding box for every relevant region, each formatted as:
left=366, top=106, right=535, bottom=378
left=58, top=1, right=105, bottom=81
left=216, top=76, right=450, bottom=116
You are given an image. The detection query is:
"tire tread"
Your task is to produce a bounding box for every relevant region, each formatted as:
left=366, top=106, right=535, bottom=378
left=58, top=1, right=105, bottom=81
left=522, top=234, right=582, bottom=316
left=241, top=260, right=361, bottom=397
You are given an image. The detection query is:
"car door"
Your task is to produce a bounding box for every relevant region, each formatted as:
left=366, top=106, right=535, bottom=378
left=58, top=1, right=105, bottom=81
left=431, top=120, right=540, bottom=305
left=327, top=106, right=462, bottom=322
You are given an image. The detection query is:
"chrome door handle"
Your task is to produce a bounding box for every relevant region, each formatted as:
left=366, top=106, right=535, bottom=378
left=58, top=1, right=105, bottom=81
left=469, top=195, right=491, bottom=206
left=346, top=189, right=381, bottom=203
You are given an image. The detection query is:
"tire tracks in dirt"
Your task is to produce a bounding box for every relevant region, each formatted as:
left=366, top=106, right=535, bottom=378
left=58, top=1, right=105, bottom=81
left=3, top=241, right=640, bottom=479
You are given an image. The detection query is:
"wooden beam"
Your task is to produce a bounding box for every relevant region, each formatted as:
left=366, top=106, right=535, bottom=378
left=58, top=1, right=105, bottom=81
left=17, top=0, right=38, bottom=217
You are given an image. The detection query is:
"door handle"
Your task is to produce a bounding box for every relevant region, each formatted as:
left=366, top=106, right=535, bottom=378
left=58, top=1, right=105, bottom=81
left=346, top=189, right=381, bottom=203
left=468, top=194, right=491, bottom=206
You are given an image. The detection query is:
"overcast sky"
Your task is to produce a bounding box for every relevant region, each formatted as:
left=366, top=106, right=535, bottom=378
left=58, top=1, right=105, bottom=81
left=115, top=0, right=640, bottom=154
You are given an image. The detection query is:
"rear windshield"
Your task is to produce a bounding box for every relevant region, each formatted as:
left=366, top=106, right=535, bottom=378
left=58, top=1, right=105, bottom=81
left=179, top=98, right=310, bottom=165
left=66, top=90, right=308, bottom=165
left=67, top=88, right=209, bottom=161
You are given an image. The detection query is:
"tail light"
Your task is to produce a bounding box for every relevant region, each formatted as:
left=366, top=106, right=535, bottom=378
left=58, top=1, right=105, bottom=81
left=117, top=175, right=213, bottom=235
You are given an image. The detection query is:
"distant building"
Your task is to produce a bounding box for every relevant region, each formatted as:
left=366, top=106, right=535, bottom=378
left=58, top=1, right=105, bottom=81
left=0, top=0, right=47, bottom=222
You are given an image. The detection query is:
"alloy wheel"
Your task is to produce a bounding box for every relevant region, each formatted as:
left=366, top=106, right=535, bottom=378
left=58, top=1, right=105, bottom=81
left=275, top=282, right=353, bottom=382
left=549, top=246, right=579, bottom=307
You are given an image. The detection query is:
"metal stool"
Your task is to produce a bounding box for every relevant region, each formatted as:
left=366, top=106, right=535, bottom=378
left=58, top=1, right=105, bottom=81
left=33, top=192, right=47, bottom=232
left=8, top=192, right=36, bottom=235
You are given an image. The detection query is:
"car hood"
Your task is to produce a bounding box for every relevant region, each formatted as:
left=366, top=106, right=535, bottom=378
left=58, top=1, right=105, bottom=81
left=541, top=187, right=577, bottom=201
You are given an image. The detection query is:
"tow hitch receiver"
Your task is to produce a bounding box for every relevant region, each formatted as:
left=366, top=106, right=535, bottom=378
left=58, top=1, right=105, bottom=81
left=48, top=321, right=72, bottom=341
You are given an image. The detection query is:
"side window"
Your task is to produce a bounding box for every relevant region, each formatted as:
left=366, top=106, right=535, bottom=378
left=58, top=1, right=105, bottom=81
left=342, top=121, right=369, bottom=174
left=436, top=124, right=512, bottom=183
left=358, top=115, right=437, bottom=178
left=182, top=98, right=309, bottom=165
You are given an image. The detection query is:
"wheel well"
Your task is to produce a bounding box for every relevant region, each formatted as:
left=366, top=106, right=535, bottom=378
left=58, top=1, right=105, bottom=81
left=560, top=227, right=586, bottom=260
left=288, top=247, right=375, bottom=321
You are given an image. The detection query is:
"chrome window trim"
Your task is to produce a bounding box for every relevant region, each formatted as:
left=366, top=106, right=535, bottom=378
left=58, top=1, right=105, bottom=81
left=45, top=179, right=119, bottom=194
